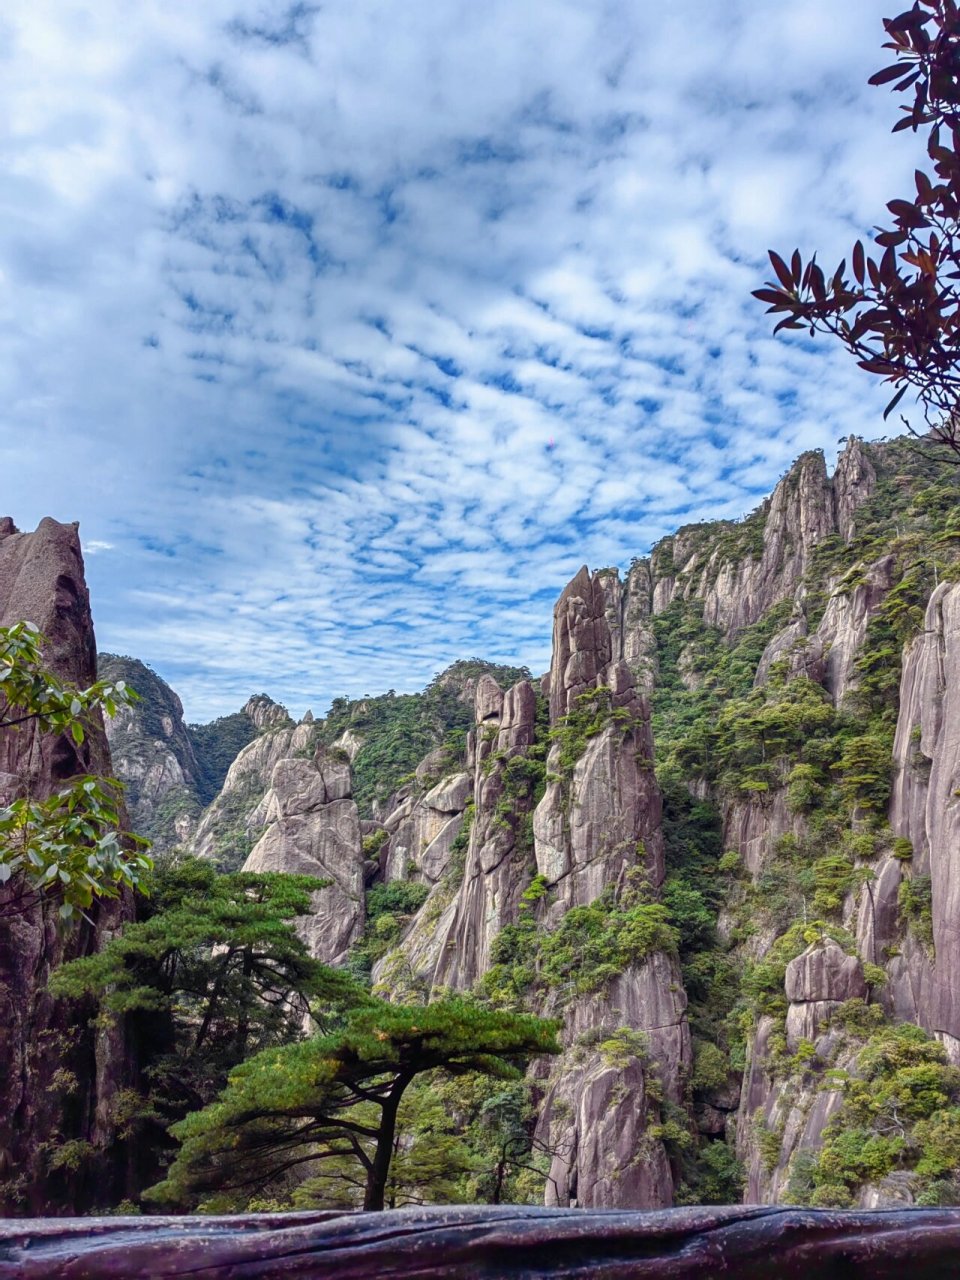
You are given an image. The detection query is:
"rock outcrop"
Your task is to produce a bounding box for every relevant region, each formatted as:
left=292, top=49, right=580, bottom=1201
left=98, top=654, right=204, bottom=850
left=0, top=517, right=131, bottom=1214
left=531, top=567, right=687, bottom=1208
left=242, top=745, right=364, bottom=964
left=189, top=716, right=317, bottom=868
left=889, top=581, right=960, bottom=1051
left=535, top=567, right=664, bottom=914
left=783, top=940, right=866, bottom=1051
left=370, top=675, right=538, bottom=993
left=644, top=441, right=877, bottom=639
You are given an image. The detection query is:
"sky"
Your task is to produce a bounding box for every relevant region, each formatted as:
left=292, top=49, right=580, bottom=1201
left=0, top=1, right=924, bottom=721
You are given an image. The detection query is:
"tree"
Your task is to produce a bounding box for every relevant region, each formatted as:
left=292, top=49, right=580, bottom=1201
left=0, top=621, right=151, bottom=921
left=146, top=998, right=560, bottom=1212
left=754, top=1, right=960, bottom=463
left=50, top=858, right=365, bottom=1182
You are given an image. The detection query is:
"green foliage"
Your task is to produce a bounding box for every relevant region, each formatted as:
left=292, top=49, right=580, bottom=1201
left=899, top=873, right=934, bottom=949
left=362, top=828, right=389, bottom=859
left=146, top=996, right=559, bottom=1212
left=51, top=856, right=361, bottom=1194
left=597, top=1026, right=650, bottom=1069
left=480, top=869, right=679, bottom=1007
left=188, top=712, right=259, bottom=805
left=0, top=623, right=151, bottom=919
left=691, top=1040, right=730, bottom=1099
left=347, top=878, right=432, bottom=978
left=367, top=880, right=430, bottom=921
left=675, top=1140, right=745, bottom=1206
left=535, top=875, right=679, bottom=998
left=319, top=660, right=530, bottom=816
left=892, top=837, right=915, bottom=861
left=755, top=1120, right=784, bottom=1173
left=806, top=1022, right=960, bottom=1203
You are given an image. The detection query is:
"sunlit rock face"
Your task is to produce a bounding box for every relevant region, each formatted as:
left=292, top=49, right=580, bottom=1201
left=530, top=565, right=687, bottom=1209
left=189, top=716, right=315, bottom=868
left=98, top=654, right=204, bottom=851
left=242, top=746, right=364, bottom=965
left=888, top=581, right=960, bottom=1044
left=0, top=517, right=130, bottom=1214
left=370, top=675, right=538, bottom=994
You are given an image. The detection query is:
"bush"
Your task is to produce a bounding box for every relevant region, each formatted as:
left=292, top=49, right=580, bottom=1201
left=898, top=875, right=934, bottom=949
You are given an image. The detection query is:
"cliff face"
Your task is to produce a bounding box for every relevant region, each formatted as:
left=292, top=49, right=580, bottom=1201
left=532, top=567, right=687, bottom=1209
left=8, top=433, right=959, bottom=1217
left=0, top=518, right=131, bottom=1214
left=98, top=654, right=204, bottom=851
left=188, top=712, right=314, bottom=868
left=888, top=581, right=960, bottom=1051
left=646, top=442, right=875, bottom=636
left=164, top=435, right=960, bottom=1212
left=366, top=563, right=689, bottom=1208
left=241, top=745, right=365, bottom=965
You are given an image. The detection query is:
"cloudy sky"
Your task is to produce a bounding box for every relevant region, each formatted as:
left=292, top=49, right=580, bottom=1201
left=1, top=1, right=921, bottom=720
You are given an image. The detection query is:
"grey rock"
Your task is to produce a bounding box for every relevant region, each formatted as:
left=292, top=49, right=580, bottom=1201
left=242, top=748, right=363, bottom=965
left=784, top=940, right=866, bottom=1004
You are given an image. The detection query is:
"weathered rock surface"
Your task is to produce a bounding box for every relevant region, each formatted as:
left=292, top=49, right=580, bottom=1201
left=379, top=771, right=471, bottom=885
left=371, top=676, right=538, bottom=994
left=98, top=654, right=203, bottom=850
left=783, top=941, right=866, bottom=1051
left=244, top=693, right=293, bottom=731
left=242, top=746, right=364, bottom=964
left=647, top=441, right=876, bottom=638
left=6, top=1206, right=960, bottom=1279
left=190, top=717, right=317, bottom=868
left=0, top=517, right=131, bottom=1214
left=889, top=581, right=960, bottom=1041
left=538, top=959, right=691, bottom=1209
left=530, top=567, right=685, bottom=1208
left=536, top=568, right=663, bottom=914
left=833, top=435, right=877, bottom=543
left=431, top=678, right=539, bottom=990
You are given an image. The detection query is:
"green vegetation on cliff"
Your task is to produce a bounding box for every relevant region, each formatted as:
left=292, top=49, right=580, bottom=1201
left=319, top=659, right=531, bottom=815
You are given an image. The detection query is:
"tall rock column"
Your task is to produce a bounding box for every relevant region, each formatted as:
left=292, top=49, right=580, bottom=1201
left=0, top=517, right=132, bottom=1214
left=369, top=675, right=542, bottom=995
left=536, top=566, right=664, bottom=912
left=532, top=566, right=689, bottom=1209
left=431, top=676, right=540, bottom=990
left=887, top=581, right=960, bottom=1053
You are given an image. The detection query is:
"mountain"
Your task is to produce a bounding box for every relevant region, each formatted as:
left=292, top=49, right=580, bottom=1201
left=168, top=433, right=960, bottom=1210
left=96, top=656, right=286, bottom=854
left=4, top=431, right=960, bottom=1215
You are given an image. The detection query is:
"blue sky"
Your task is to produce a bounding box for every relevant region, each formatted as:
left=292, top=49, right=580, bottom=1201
left=0, top=1, right=921, bottom=720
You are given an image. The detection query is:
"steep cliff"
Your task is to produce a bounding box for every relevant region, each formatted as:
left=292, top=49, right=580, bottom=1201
left=364, top=563, right=690, bottom=1208
left=354, top=435, right=960, bottom=1211
left=638, top=437, right=960, bottom=1209
left=188, top=709, right=314, bottom=869
left=98, top=654, right=205, bottom=851
left=0, top=518, right=132, bottom=1214
left=241, top=745, right=365, bottom=964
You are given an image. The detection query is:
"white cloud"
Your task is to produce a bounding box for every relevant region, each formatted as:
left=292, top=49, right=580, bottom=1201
left=0, top=0, right=921, bottom=719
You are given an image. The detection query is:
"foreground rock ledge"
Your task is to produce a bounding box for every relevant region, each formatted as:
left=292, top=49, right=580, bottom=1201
left=3, top=1206, right=960, bottom=1279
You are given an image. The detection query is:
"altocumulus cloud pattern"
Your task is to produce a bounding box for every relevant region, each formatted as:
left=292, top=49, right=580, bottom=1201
left=0, top=0, right=918, bottom=718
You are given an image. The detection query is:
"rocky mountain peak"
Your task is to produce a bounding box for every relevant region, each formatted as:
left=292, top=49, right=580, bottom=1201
left=832, top=435, right=878, bottom=542
left=242, top=693, right=292, bottom=731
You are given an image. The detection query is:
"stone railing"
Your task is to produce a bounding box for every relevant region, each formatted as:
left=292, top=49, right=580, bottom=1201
left=3, top=1205, right=960, bottom=1278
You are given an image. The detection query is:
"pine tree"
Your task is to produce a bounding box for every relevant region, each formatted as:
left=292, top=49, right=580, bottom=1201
left=146, top=997, right=560, bottom=1212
